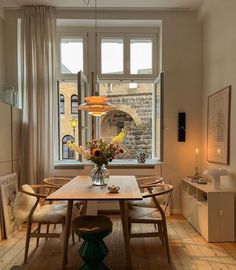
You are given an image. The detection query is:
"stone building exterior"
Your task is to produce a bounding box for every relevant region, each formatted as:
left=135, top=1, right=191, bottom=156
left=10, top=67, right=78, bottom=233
left=59, top=81, right=158, bottom=160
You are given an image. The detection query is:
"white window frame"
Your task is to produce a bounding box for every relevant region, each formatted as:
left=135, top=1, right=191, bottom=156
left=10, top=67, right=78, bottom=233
left=55, top=26, right=162, bottom=163
left=97, top=29, right=159, bottom=81
left=57, top=31, right=88, bottom=81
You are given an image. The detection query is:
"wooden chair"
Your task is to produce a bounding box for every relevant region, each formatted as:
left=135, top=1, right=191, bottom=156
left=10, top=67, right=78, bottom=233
left=43, top=177, right=71, bottom=189
left=131, top=176, right=164, bottom=208
left=136, top=176, right=164, bottom=189
left=43, top=177, right=87, bottom=215
left=128, top=183, right=173, bottom=263
left=14, top=184, right=69, bottom=264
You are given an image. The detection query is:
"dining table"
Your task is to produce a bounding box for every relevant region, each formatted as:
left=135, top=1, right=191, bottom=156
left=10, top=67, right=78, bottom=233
left=46, top=175, right=142, bottom=270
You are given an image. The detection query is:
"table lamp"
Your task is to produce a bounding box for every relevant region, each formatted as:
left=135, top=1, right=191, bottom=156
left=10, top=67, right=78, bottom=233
left=203, top=168, right=228, bottom=190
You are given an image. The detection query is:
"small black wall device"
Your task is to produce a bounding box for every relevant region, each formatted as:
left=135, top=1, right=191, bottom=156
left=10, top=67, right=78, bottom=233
left=178, top=112, right=186, bottom=142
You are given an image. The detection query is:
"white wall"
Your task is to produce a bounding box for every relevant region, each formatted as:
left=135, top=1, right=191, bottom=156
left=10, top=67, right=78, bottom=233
left=201, top=0, right=236, bottom=189
left=4, top=9, right=203, bottom=212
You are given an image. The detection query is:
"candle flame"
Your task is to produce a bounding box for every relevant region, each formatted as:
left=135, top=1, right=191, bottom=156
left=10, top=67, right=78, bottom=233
left=195, top=148, right=199, bottom=155
left=217, top=148, right=221, bottom=154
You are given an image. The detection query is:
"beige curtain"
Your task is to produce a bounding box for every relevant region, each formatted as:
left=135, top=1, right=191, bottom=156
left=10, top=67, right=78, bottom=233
left=20, top=6, right=56, bottom=185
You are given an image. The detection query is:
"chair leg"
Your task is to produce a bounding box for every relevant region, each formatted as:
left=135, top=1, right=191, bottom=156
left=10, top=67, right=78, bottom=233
left=72, top=231, right=75, bottom=245
left=163, top=221, right=171, bottom=263
left=61, top=220, right=68, bottom=265
left=24, top=221, right=32, bottom=264
left=36, top=224, right=41, bottom=247
left=46, top=223, right=50, bottom=240
left=158, top=223, right=164, bottom=246
left=82, top=201, right=87, bottom=216
left=128, top=219, right=132, bottom=238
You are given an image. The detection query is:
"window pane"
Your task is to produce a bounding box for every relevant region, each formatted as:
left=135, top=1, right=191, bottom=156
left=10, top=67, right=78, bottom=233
left=60, top=94, right=65, bottom=114
left=62, top=135, right=75, bottom=159
left=101, top=38, right=123, bottom=74
left=71, top=94, right=78, bottom=114
left=99, top=82, right=160, bottom=160
left=60, top=38, right=83, bottom=74
left=130, top=39, right=152, bottom=74
left=59, top=82, right=78, bottom=160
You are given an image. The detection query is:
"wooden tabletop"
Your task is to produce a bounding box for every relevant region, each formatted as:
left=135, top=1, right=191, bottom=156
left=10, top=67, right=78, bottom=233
left=47, top=175, right=142, bottom=201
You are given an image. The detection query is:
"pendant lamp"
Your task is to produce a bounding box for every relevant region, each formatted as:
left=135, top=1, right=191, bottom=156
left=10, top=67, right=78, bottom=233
left=79, top=96, right=116, bottom=117
left=79, top=0, right=116, bottom=117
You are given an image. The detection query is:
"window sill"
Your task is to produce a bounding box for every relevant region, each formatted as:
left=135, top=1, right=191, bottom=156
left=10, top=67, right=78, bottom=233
left=54, top=159, right=162, bottom=169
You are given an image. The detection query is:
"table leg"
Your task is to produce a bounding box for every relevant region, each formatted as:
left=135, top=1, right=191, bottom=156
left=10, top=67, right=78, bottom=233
left=119, top=200, right=132, bottom=270
left=61, top=200, right=73, bottom=270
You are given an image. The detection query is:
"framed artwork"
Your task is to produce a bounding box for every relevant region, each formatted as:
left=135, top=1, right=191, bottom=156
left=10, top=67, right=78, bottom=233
left=207, top=86, right=231, bottom=164
left=0, top=173, right=18, bottom=239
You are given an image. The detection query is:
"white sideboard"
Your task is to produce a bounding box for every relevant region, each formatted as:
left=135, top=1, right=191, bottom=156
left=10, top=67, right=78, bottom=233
left=181, top=177, right=235, bottom=242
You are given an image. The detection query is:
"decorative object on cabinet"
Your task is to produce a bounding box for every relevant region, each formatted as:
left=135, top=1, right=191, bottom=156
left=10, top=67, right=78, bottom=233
left=203, top=168, right=228, bottom=190
left=0, top=173, right=18, bottom=239
left=181, top=177, right=234, bottom=242
left=207, top=86, right=231, bottom=164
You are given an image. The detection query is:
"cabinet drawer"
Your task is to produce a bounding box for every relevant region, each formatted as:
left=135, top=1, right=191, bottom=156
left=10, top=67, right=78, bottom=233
left=197, top=201, right=208, bottom=241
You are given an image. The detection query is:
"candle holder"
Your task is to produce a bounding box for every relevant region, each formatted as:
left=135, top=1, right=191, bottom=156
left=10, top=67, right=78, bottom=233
left=193, top=166, right=200, bottom=179
left=193, top=148, right=200, bottom=179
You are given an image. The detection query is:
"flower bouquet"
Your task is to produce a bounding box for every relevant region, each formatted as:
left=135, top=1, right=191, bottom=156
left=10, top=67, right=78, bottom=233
left=67, top=130, right=126, bottom=185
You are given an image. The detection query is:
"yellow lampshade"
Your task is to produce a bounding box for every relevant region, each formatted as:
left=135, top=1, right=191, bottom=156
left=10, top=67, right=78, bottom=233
left=78, top=96, right=116, bottom=117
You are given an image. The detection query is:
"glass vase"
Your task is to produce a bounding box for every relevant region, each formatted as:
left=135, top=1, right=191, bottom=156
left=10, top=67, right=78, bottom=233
left=90, top=164, right=110, bottom=186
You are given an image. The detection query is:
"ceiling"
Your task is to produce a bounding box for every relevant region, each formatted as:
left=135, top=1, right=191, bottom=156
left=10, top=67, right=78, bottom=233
left=0, top=0, right=204, bottom=10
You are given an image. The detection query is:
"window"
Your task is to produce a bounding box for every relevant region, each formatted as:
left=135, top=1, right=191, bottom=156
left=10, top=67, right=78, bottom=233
left=58, top=82, right=79, bottom=160
left=99, top=79, right=161, bottom=160
left=98, top=33, right=157, bottom=80
left=56, top=29, right=161, bottom=162
left=60, top=37, right=84, bottom=74
left=71, top=94, right=78, bottom=114
left=62, top=135, right=75, bottom=159
left=59, top=94, right=65, bottom=114
left=101, top=38, right=124, bottom=74
left=130, top=38, right=153, bottom=74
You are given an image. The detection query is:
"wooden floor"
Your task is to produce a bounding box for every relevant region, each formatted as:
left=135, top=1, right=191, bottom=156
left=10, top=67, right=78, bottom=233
left=0, top=215, right=236, bottom=270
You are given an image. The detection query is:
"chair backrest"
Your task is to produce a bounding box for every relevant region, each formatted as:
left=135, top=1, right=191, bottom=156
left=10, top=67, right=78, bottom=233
left=142, top=183, right=173, bottom=214
left=136, top=176, right=164, bottom=191
left=14, top=184, right=37, bottom=225
left=43, top=177, right=71, bottom=188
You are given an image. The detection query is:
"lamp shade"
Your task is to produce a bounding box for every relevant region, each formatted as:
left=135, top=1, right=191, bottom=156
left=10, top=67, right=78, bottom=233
left=78, top=96, right=116, bottom=117
left=203, top=168, right=228, bottom=190
left=203, top=168, right=228, bottom=177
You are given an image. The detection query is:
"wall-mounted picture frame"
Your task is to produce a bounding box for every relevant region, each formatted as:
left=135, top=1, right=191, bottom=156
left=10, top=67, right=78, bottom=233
left=207, top=86, right=231, bottom=164
left=0, top=173, right=18, bottom=239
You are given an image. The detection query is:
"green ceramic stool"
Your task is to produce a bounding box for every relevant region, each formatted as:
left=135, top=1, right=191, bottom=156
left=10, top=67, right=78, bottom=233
left=72, top=215, right=113, bottom=270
